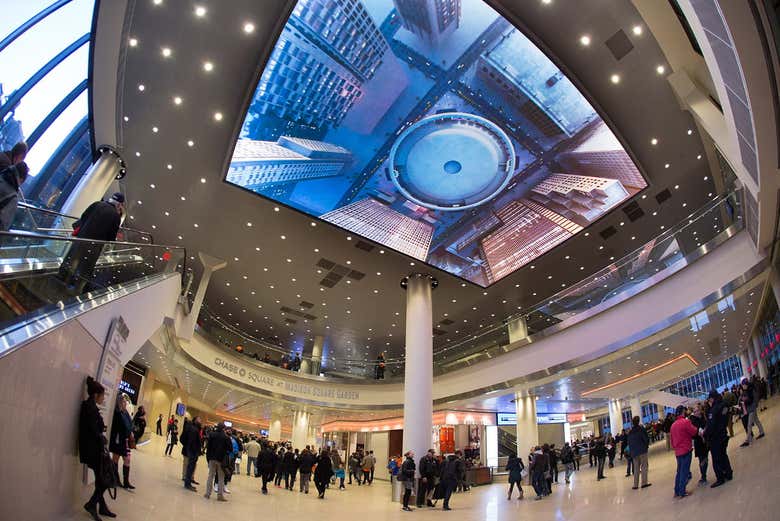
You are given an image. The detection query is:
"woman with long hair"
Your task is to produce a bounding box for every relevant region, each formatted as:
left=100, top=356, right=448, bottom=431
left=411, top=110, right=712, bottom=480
left=109, top=393, right=135, bottom=490
left=79, top=377, right=116, bottom=519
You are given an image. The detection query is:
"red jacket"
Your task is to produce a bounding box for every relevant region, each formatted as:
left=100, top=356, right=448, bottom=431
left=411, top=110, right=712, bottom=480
left=670, top=416, right=699, bottom=456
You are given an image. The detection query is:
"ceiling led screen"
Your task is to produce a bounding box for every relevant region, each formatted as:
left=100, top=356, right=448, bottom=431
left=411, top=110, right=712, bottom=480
left=227, top=0, right=647, bottom=287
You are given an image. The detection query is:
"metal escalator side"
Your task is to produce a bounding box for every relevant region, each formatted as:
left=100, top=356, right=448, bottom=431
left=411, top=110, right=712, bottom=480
left=0, top=230, right=184, bottom=357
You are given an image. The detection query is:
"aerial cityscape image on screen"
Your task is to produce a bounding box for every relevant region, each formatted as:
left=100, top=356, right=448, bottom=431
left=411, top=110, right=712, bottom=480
left=225, top=0, right=648, bottom=287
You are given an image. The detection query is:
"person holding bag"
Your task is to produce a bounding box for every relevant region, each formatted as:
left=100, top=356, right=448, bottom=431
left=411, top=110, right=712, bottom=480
left=506, top=454, right=525, bottom=499
left=109, top=393, right=135, bottom=490
left=79, top=376, right=117, bottom=520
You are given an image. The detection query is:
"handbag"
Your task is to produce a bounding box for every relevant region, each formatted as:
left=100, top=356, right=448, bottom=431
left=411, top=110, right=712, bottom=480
left=96, top=448, right=119, bottom=500
left=127, top=433, right=136, bottom=450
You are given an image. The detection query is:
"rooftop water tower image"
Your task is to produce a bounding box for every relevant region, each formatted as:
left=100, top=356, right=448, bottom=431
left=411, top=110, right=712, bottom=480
left=388, top=113, right=516, bottom=211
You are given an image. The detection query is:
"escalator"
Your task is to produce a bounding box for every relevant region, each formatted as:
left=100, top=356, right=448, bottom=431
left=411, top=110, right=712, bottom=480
left=0, top=229, right=184, bottom=356
left=497, top=426, right=518, bottom=457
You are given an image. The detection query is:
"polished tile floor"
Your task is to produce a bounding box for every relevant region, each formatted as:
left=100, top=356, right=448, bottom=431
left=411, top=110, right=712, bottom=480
left=68, top=401, right=778, bottom=520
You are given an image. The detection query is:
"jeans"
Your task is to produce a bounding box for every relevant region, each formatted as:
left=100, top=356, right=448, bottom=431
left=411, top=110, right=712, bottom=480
left=184, top=455, right=198, bottom=487
left=442, top=479, right=456, bottom=508
left=551, top=464, right=558, bottom=482
left=299, top=472, right=311, bottom=493
left=746, top=411, right=765, bottom=442
left=596, top=456, right=606, bottom=479
left=531, top=473, right=545, bottom=496
left=204, top=459, right=225, bottom=498
left=363, top=470, right=371, bottom=484
left=246, top=456, right=257, bottom=476
left=674, top=451, right=692, bottom=497
left=633, top=453, right=649, bottom=488
left=564, top=462, right=574, bottom=481
left=286, top=469, right=297, bottom=489
left=165, top=443, right=174, bottom=456
left=626, top=456, right=633, bottom=475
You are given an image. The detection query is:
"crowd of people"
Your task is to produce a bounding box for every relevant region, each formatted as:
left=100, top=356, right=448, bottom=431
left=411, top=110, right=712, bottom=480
left=78, top=374, right=771, bottom=519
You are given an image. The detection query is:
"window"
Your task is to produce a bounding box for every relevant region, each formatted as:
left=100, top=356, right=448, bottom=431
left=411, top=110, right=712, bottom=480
left=0, top=0, right=96, bottom=210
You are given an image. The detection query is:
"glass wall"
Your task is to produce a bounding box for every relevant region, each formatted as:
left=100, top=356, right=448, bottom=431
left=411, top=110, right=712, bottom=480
left=662, top=355, right=743, bottom=399
left=0, top=0, right=96, bottom=210
left=752, top=284, right=780, bottom=395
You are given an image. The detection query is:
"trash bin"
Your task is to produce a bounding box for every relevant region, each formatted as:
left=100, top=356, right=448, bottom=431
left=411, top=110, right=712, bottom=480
left=391, top=477, right=403, bottom=502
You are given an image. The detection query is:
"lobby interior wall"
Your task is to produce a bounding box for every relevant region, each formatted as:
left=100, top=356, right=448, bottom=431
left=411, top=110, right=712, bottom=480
left=367, top=432, right=390, bottom=480
left=0, top=319, right=104, bottom=520
left=538, top=424, right=565, bottom=450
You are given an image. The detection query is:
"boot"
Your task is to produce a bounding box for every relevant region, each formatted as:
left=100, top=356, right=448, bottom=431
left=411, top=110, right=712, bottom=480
left=83, top=502, right=102, bottom=521
left=98, top=499, right=117, bottom=518
left=122, top=466, right=135, bottom=490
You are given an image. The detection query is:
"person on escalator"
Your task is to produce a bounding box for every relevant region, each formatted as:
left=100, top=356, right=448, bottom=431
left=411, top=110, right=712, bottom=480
left=58, top=192, right=124, bottom=291
left=0, top=161, right=29, bottom=231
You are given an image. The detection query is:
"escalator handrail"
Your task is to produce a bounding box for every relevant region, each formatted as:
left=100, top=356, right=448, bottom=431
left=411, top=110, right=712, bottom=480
left=16, top=201, right=154, bottom=242
left=0, top=229, right=180, bottom=251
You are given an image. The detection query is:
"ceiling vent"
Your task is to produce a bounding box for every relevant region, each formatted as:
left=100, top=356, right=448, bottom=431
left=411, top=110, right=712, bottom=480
left=439, top=318, right=455, bottom=326
left=280, top=306, right=317, bottom=321
left=605, top=29, right=634, bottom=60
left=316, top=258, right=336, bottom=270
left=355, top=240, right=374, bottom=252
left=284, top=317, right=298, bottom=325
left=299, top=301, right=314, bottom=309
left=347, top=269, right=365, bottom=280
left=655, top=188, right=672, bottom=204
left=707, top=338, right=721, bottom=356
left=433, top=328, right=448, bottom=336
left=600, top=226, right=617, bottom=240
left=622, top=201, right=645, bottom=222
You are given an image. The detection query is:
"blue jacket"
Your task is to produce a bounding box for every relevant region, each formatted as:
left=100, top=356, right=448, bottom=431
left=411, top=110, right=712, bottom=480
left=627, top=425, right=649, bottom=457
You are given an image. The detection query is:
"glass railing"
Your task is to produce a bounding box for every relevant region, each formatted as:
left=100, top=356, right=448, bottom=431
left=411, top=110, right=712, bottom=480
left=0, top=230, right=184, bottom=349
left=11, top=201, right=154, bottom=243
left=194, top=190, right=743, bottom=381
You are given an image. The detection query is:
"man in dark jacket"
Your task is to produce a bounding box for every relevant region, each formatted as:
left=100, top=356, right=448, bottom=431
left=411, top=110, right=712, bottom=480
left=706, top=390, right=733, bottom=487
left=204, top=423, right=232, bottom=501
left=257, top=443, right=278, bottom=494
left=0, top=141, right=27, bottom=170
left=59, top=192, right=124, bottom=290
left=417, top=449, right=438, bottom=507
left=627, top=416, right=651, bottom=489
left=182, top=416, right=202, bottom=490
left=297, top=446, right=317, bottom=494
left=0, top=161, right=28, bottom=231
left=438, top=454, right=464, bottom=511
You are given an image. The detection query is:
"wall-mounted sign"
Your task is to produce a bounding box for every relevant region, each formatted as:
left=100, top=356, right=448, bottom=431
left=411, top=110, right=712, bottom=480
left=496, top=412, right=567, bottom=425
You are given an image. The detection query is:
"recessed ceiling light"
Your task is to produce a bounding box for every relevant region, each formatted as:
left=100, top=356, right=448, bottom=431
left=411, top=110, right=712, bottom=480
left=632, top=25, right=643, bottom=35
left=687, top=129, right=693, bottom=135
left=610, top=74, right=620, bottom=84
left=541, top=0, right=552, bottom=4
left=152, top=126, right=159, bottom=133
left=193, top=223, right=198, bottom=228
left=664, top=163, right=670, bottom=168
left=135, top=151, right=141, bottom=157
left=187, top=140, right=195, bottom=147
left=167, top=164, right=173, bottom=170
left=243, top=22, right=255, bottom=33
left=697, top=154, right=702, bottom=160
left=173, top=96, right=182, bottom=105
left=129, top=37, right=138, bottom=47
left=150, top=183, right=156, bottom=189
left=161, top=47, right=172, bottom=57
left=656, top=65, right=665, bottom=75
left=213, top=112, right=223, bottom=121
left=138, top=84, right=145, bottom=92
left=650, top=138, right=658, bottom=145
left=194, top=5, right=207, bottom=17
left=203, top=61, right=214, bottom=72
left=180, top=196, right=186, bottom=201
left=579, top=35, right=591, bottom=46
left=674, top=184, right=679, bottom=189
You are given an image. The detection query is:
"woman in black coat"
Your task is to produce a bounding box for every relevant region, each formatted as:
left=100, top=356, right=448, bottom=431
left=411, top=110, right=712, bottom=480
left=400, top=451, right=416, bottom=511
left=79, top=377, right=115, bottom=520
left=506, top=454, right=524, bottom=500
left=313, top=448, right=334, bottom=498
left=690, top=403, right=710, bottom=483
left=109, top=393, right=135, bottom=489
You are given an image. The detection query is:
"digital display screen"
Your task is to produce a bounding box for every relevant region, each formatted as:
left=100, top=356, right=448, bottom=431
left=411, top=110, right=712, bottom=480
left=227, top=0, right=646, bottom=286
left=497, top=412, right=567, bottom=425
left=119, top=367, right=142, bottom=405
left=176, top=403, right=186, bottom=416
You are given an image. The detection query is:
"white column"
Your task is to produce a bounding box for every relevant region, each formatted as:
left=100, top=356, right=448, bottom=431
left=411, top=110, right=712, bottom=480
left=292, top=410, right=310, bottom=450
left=310, top=335, right=324, bottom=375
left=401, top=273, right=436, bottom=473
left=608, top=399, right=623, bottom=435
left=752, top=336, right=768, bottom=379
left=628, top=396, right=642, bottom=423
left=268, top=414, right=282, bottom=442
left=60, top=147, right=125, bottom=218
left=514, top=393, right=538, bottom=456
left=507, top=316, right=529, bottom=344
left=175, top=252, right=227, bottom=340
left=306, top=426, right=318, bottom=449
left=739, top=350, right=751, bottom=378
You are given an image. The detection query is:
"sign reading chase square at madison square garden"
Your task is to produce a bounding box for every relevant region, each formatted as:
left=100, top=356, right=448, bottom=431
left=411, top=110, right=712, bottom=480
left=225, top=0, right=647, bottom=287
